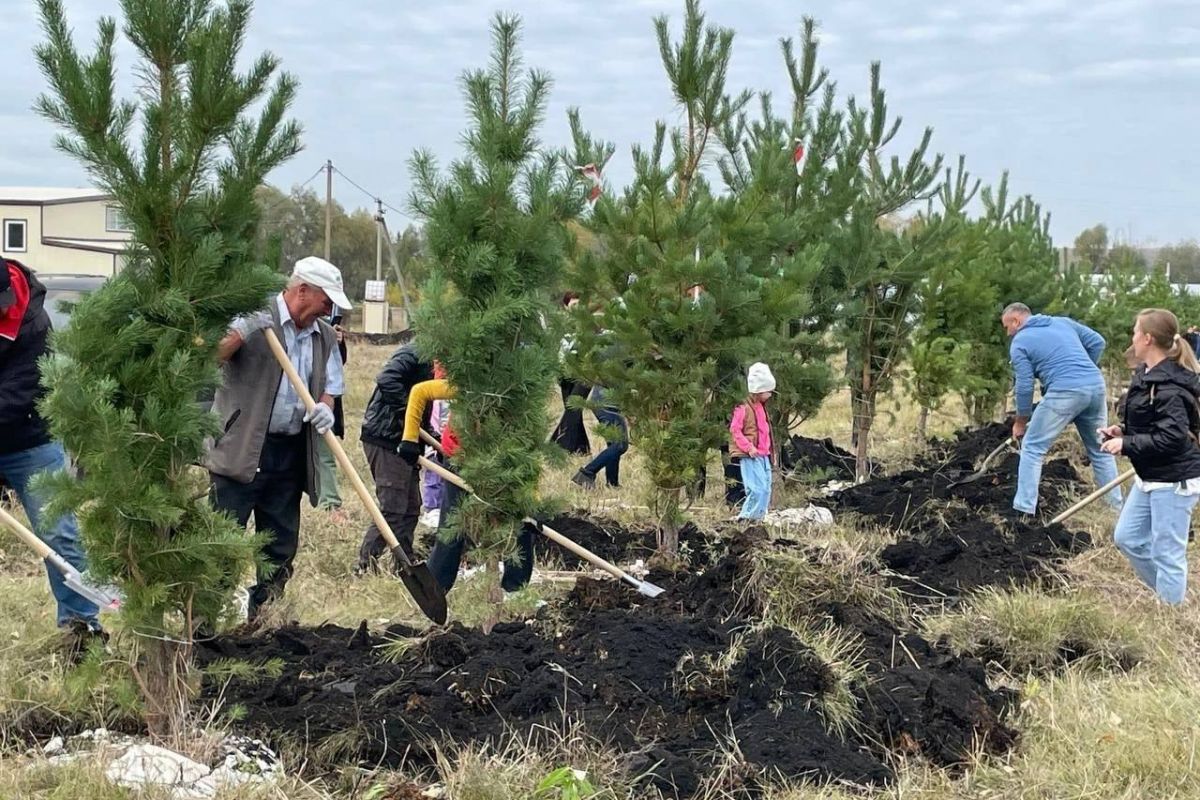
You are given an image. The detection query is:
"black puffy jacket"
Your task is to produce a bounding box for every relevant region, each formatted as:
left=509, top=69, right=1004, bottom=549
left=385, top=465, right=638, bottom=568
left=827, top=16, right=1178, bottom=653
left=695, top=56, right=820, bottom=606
left=360, top=344, right=434, bottom=450
left=1120, top=359, right=1200, bottom=482
left=0, top=261, right=52, bottom=455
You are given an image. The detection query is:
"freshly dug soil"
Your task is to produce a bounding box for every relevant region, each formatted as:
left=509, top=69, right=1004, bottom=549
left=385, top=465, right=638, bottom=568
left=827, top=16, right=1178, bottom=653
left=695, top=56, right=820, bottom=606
left=198, top=531, right=1017, bottom=796
left=923, top=421, right=1014, bottom=471
left=879, top=515, right=1092, bottom=599
left=833, top=421, right=1093, bottom=600
left=781, top=436, right=863, bottom=480
left=535, top=515, right=720, bottom=569
left=832, top=454, right=1079, bottom=530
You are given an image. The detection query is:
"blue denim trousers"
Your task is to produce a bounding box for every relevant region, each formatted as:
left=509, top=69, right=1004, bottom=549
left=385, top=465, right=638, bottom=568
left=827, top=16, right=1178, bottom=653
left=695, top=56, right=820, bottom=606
left=738, top=456, right=773, bottom=521
left=1014, top=385, right=1121, bottom=514
left=0, top=442, right=99, bottom=626
left=1113, top=482, right=1199, bottom=605
left=580, top=404, right=629, bottom=488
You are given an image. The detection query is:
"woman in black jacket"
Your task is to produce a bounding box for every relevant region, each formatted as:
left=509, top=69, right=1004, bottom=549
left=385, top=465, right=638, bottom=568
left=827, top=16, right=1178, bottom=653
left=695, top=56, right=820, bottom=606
left=1100, top=308, right=1200, bottom=605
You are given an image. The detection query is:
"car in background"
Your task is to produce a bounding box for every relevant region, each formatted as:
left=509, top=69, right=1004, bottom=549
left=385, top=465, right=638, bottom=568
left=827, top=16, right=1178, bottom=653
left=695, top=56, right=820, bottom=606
left=36, top=273, right=108, bottom=331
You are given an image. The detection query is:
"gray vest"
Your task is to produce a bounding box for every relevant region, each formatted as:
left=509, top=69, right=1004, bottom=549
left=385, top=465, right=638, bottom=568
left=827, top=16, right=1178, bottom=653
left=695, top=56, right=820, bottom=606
left=205, top=300, right=336, bottom=504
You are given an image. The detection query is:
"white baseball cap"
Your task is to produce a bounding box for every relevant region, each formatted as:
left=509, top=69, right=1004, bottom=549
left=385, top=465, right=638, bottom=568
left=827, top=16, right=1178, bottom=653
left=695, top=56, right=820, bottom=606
left=293, top=256, right=352, bottom=309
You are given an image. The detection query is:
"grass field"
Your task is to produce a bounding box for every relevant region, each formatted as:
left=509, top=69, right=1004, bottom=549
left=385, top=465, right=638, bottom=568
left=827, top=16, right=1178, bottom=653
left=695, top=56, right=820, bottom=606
left=1, top=343, right=1199, bottom=799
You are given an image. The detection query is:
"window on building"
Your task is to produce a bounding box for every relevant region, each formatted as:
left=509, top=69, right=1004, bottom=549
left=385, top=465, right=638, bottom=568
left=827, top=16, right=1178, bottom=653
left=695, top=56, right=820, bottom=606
left=2, top=219, right=26, bottom=252
left=105, top=205, right=132, bottom=232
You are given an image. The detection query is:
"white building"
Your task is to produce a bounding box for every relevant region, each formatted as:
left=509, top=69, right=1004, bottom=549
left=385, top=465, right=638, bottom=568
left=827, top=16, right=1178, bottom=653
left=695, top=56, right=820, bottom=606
left=0, top=187, right=132, bottom=276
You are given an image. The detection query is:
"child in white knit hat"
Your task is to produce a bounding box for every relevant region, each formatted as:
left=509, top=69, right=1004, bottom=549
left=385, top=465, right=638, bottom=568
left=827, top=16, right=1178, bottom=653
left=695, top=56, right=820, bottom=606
left=729, top=362, right=776, bottom=520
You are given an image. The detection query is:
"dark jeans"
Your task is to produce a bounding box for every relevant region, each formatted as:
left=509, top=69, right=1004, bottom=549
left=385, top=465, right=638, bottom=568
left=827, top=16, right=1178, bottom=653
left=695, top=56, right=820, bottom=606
left=427, top=470, right=534, bottom=592
left=579, top=406, right=628, bottom=487
left=211, top=433, right=305, bottom=619
left=552, top=380, right=591, bottom=455
left=688, top=449, right=744, bottom=506
left=357, top=441, right=420, bottom=571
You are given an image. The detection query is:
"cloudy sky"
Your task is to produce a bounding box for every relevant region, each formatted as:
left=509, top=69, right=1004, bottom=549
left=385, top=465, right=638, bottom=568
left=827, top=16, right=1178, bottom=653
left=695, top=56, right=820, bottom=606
left=2, top=0, right=1197, bottom=245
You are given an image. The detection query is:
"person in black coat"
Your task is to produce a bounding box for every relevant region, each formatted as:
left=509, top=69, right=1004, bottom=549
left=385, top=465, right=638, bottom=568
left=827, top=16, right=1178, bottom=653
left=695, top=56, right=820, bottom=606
left=355, top=342, right=434, bottom=573
left=0, top=259, right=104, bottom=648
left=551, top=292, right=591, bottom=455
left=1100, top=308, right=1200, bottom=606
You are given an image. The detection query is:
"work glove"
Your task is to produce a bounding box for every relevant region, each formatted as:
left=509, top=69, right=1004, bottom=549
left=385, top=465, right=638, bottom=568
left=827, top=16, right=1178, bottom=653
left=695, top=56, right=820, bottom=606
left=303, top=402, right=335, bottom=435
left=398, top=440, right=422, bottom=466
left=231, top=309, right=273, bottom=340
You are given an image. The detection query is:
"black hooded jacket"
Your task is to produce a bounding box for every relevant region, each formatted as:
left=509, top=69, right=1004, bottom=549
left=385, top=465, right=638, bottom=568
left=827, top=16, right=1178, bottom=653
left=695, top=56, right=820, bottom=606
left=1120, top=359, right=1200, bottom=483
left=360, top=344, right=434, bottom=450
left=0, top=260, right=52, bottom=455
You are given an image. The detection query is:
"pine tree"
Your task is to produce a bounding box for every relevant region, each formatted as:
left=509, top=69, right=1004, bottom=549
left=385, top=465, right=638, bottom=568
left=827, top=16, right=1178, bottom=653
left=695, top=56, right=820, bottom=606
left=408, top=15, right=594, bottom=608
left=569, top=0, right=764, bottom=558
left=955, top=178, right=1062, bottom=423
left=829, top=63, right=945, bottom=480
left=712, top=18, right=862, bottom=433
left=907, top=158, right=988, bottom=439
left=33, top=0, right=300, bottom=737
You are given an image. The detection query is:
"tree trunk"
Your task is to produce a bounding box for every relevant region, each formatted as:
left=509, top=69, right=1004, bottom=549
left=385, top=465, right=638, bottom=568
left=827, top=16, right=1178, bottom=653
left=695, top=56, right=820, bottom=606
left=853, top=393, right=874, bottom=484
left=654, top=487, right=682, bottom=561
left=917, top=405, right=929, bottom=442
left=482, top=558, right=503, bottom=635
left=134, top=637, right=193, bottom=744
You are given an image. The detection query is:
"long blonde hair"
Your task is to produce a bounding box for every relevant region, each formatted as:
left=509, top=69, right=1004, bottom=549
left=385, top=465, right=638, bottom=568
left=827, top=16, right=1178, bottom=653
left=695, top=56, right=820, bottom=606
left=1137, top=308, right=1200, bottom=372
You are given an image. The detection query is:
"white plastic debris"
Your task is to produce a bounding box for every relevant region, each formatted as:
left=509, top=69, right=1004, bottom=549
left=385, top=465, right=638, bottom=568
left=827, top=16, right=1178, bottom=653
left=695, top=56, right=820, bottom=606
left=764, top=505, right=835, bottom=528
left=821, top=480, right=855, bottom=496
left=105, top=744, right=210, bottom=790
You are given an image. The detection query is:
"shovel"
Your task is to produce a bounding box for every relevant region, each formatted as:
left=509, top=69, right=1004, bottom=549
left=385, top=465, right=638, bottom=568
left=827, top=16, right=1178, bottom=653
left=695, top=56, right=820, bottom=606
left=947, top=437, right=1018, bottom=488
left=263, top=329, right=447, bottom=624
left=1050, top=468, right=1135, bottom=525
left=416, top=432, right=665, bottom=598
left=0, top=506, right=122, bottom=612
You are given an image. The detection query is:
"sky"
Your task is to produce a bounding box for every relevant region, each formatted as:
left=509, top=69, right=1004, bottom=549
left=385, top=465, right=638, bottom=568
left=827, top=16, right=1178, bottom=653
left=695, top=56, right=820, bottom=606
left=2, top=0, right=1198, bottom=246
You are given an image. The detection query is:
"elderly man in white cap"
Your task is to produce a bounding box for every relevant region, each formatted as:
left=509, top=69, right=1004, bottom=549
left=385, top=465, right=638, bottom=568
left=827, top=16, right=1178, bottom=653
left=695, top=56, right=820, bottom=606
left=206, top=257, right=352, bottom=620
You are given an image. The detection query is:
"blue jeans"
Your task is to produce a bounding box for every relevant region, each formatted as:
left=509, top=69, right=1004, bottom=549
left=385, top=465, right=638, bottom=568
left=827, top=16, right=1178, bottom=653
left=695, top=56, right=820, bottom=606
left=1114, top=482, right=1198, bottom=605
left=0, top=442, right=99, bottom=626
left=738, top=456, right=773, bottom=520
left=580, top=404, right=628, bottom=488
left=1014, top=385, right=1121, bottom=514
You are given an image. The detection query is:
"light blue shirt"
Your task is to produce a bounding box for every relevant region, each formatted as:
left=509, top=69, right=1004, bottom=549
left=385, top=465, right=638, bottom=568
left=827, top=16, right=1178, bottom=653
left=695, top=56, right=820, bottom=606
left=268, top=293, right=345, bottom=435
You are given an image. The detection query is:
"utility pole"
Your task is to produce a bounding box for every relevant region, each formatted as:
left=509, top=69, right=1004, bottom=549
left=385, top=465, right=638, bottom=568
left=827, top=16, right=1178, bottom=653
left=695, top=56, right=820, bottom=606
left=324, top=159, right=333, bottom=261
left=374, top=199, right=384, bottom=282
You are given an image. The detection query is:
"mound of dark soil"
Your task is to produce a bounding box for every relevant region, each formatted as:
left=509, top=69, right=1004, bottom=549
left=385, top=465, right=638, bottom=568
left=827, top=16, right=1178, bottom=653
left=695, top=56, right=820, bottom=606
left=832, top=454, right=1079, bottom=529
left=536, top=516, right=720, bottom=570
left=879, top=515, right=1093, bottom=599
left=923, top=421, right=1013, bottom=471
left=781, top=436, right=864, bottom=480
left=198, top=531, right=1017, bottom=795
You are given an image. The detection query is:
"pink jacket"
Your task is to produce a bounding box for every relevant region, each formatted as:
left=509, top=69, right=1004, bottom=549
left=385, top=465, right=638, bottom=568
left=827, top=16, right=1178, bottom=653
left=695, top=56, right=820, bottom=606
left=730, top=400, right=772, bottom=459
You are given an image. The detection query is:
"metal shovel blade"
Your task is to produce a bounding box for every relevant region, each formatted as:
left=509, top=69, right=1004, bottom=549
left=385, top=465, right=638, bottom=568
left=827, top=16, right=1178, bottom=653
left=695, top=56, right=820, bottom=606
left=635, top=579, right=666, bottom=598
left=391, top=546, right=448, bottom=625
left=62, top=568, right=122, bottom=612
left=947, top=437, right=1016, bottom=488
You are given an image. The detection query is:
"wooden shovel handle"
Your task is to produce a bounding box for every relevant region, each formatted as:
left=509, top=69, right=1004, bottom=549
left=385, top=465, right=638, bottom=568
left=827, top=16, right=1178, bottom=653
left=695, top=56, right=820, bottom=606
left=262, top=329, right=405, bottom=554
left=1050, top=468, right=1135, bottom=525
left=0, top=505, right=53, bottom=559
left=415, top=454, right=642, bottom=586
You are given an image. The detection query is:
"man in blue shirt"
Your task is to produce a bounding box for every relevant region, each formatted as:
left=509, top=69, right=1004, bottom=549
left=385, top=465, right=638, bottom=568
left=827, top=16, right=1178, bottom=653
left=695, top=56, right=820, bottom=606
left=1002, top=302, right=1121, bottom=515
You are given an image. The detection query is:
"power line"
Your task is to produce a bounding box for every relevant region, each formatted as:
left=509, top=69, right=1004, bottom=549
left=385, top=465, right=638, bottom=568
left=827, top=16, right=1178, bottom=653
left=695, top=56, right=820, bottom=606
left=331, top=166, right=416, bottom=222
left=260, top=163, right=327, bottom=218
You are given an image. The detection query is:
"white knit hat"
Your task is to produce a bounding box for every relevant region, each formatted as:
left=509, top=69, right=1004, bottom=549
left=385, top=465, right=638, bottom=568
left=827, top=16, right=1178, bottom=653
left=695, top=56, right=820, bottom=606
left=747, top=362, right=776, bottom=394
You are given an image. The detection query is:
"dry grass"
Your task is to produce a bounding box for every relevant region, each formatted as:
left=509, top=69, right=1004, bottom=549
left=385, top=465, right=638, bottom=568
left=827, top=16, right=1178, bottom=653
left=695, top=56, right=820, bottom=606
left=4, top=344, right=1200, bottom=798
left=923, top=586, right=1149, bottom=675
